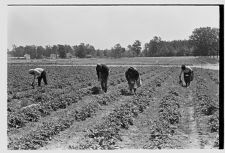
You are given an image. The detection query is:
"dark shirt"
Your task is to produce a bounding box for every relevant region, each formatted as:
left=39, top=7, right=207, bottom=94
left=96, top=64, right=109, bottom=80
left=125, top=67, right=140, bottom=81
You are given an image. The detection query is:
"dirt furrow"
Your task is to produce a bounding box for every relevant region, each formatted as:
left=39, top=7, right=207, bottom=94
left=185, top=106, right=201, bottom=149
left=179, top=87, right=201, bottom=149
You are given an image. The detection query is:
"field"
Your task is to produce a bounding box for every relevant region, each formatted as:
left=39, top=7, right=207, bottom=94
left=8, top=56, right=219, bottom=66
left=7, top=57, right=220, bottom=149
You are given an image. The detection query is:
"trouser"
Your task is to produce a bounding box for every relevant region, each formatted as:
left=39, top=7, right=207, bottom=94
left=128, top=80, right=136, bottom=93
left=99, top=73, right=108, bottom=93
left=184, top=71, right=193, bottom=87
left=101, top=79, right=108, bottom=93
left=37, top=71, right=48, bottom=86
left=100, top=78, right=108, bottom=92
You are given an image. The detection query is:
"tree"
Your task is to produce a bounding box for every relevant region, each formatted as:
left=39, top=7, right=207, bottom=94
left=159, top=43, right=173, bottom=56
left=189, top=27, right=219, bottom=56
left=64, top=45, right=73, bottom=54
left=57, top=45, right=66, bottom=58
left=142, top=43, right=150, bottom=57
left=143, top=36, right=162, bottom=57
left=103, top=49, right=110, bottom=57
left=127, top=45, right=135, bottom=57
left=24, top=45, right=36, bottom=59
left=52, top=45, right=58, bottom=57
left=72, top=45, right=78, bottom=56
left=132, top=40, right=142, bottom=56
left=212, top=28, right=219, bottom=57
left=44, top=45, right=52, bottom=57
left=10, top=45, right=24, bottom=57
left=36, top=46, right=45, bottom=59
left=96, top=49, right=104, bottom=57
left=85, top=44, right=95, bottom=56
left=111, top=43, right=125, bottom=58
left=76, top=43, right=86, bottom=58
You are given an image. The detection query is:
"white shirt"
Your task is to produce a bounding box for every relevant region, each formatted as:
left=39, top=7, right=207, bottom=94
left=179, top=66, right=192, bottom=77
left=29, top=68, right=44, bottom=77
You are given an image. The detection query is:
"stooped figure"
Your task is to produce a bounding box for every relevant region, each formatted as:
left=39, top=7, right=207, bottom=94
left=96, top=64, right=109, bottom=93
left=179, top=64, right=194, bottom=87
left=125, top=67, right=142, bottom=94
left=29, top=68, right=48, bottom=88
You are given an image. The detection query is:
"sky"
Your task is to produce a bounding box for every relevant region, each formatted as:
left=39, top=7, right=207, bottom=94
left=7, top=5, right=219, bottom=50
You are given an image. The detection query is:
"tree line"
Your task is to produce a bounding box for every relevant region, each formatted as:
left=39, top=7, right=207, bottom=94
left=8, top=27, right=219, bottom=59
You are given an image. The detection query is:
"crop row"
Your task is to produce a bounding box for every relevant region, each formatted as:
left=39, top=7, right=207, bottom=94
left=7, top=65, right=131, bottom=101
left=7, top=66, right=128, bottom=112
left=7, top=74, right=127, bottom=129
left=8, top=87, right=88, bottom=129
left=145, top=88, right=181, bottom=149
left=8, top=86, right=123, bottom=149
left=7, top=65, right=152, bottom=100
left=194, top=72, right=218, bottom=116
left=206, top=70, right=219, bottom=85
left=7, top=66, right=98, bottom=112
left=72, top=68, right=176, bottom=149
left=8, top=66, right=163, bottom=149
left=7, top=65, right=93, bottom=92
left=194, top=70, right=219, bottom=148
left=8, top=66, right=158, bottom=130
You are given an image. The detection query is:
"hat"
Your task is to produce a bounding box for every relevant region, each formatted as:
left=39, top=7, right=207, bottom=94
left=181, top=64, right=185, bottom=70
left=29, top=69, right=35, bottom=74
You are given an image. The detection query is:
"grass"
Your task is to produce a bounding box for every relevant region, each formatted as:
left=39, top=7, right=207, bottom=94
left=8, top=56, right=219, bottom=65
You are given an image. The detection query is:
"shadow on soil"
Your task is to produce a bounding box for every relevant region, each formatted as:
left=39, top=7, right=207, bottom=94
left=90, top=86, right=103, bottom=95
left=120, top=89, right=134, bottom=96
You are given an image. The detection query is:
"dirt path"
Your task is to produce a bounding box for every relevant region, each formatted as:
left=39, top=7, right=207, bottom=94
left=185, top=106, right=201, bottom=149
left=179, top=85, right=202, bottom=149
